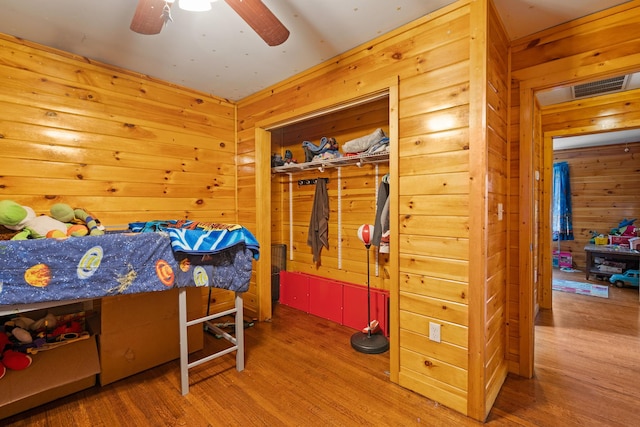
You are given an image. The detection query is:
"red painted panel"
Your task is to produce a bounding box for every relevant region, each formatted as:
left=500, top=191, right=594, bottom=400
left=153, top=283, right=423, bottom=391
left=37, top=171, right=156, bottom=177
left=280, top=272, right=388, bottom=336
left=372, top=289, right=389, bottom=336
left=279, top=271, right=310, bottom=312
left=308, top=276, right=343, bottom=323
left=342, top=284, right=389, bottom=336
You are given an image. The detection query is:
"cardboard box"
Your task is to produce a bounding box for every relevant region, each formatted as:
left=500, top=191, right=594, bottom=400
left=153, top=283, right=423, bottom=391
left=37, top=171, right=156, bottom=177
left=629, top=237, right=640, bottom=250
left=598, top=265, right=623, bottom=274
left=0, top=336, right=100, bottom=420
left=597, top=260, right=625, bottom=274
left=99, top=288, right=204, bottom=386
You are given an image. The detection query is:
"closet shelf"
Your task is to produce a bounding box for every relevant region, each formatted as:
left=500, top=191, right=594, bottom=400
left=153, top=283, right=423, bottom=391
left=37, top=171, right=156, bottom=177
left=271, top=151, right=389, bottom=174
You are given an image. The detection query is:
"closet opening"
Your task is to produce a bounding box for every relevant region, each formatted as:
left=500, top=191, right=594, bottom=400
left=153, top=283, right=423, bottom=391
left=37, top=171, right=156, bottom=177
left=254, top=86, right=399, bottom=362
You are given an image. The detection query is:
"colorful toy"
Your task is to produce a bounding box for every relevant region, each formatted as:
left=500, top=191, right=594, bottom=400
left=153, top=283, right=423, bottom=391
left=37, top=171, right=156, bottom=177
left=4, top=312, right=89, bottom=355
left=0, top=200, right=104, bottom=240
left=609, top=270, right=640, bottom=288
left=0, top=199, right=68, bottom=240
left=0, top=331, right=32, bottom=380
left=50, top=203, right=104, bottom=236
left=611, top=218, right=637, bottom=236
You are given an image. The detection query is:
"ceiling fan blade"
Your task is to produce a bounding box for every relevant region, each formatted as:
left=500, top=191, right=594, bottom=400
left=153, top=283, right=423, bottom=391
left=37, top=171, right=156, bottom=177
left=130, top=0, right=171, bottom=35
left=224, top=0, right=290, bottom=46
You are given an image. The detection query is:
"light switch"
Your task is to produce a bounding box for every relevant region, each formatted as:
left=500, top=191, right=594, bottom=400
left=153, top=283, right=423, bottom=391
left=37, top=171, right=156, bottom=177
left=429, top=322, right=441, bottom=343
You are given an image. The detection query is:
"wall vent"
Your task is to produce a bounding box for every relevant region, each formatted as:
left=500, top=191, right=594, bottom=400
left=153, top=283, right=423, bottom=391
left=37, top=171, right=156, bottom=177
left=572, top=75, right=629, bottom=99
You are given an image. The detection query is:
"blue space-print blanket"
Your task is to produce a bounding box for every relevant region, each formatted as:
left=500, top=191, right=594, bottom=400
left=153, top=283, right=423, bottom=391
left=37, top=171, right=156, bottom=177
left=0, top=227, right=259, bottom=306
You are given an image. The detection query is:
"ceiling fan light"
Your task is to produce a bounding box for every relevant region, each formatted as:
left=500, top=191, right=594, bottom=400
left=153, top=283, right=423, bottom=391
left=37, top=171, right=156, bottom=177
left=179, top=0, right=212, bottom=12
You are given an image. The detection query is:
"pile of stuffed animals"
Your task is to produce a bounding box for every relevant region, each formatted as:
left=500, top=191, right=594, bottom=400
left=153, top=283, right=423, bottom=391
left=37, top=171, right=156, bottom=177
left=1, top=312, right=86, bottom=379
left=0, top=200, right=103, bottom=240
left=0, top=199, right=102, bottom=378
left=0, top=332, right=31, bottom=380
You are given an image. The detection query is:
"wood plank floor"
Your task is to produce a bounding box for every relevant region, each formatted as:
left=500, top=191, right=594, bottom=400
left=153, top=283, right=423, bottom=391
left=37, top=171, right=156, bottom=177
left=3, top=272, right=638, bottom=426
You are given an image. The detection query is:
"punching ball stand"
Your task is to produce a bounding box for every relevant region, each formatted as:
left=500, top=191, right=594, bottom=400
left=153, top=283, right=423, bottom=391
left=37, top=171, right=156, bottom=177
left=350, top=224, right=389, bottom=354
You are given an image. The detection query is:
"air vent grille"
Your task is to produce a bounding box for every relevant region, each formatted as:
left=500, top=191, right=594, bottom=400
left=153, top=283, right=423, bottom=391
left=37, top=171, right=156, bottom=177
left=572, top=75, right=628, bottom=99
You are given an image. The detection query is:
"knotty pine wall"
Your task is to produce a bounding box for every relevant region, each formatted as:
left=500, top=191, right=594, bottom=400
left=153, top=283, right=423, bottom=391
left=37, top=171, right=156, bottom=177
left=270, top=97, right=390, bottom=289
left=552, top=142, right=640, bottom=269
left=482, top=2, right=509, bottom=414
left=237, top=0, right=509, bottom=420
left=0, top=34, right=245, bottom=316
left=508, top=0, right=640, bottom=377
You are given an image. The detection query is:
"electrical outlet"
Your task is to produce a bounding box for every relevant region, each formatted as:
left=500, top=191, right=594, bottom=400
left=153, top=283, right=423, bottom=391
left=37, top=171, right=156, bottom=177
left=429, top=322, right=441, bottom=343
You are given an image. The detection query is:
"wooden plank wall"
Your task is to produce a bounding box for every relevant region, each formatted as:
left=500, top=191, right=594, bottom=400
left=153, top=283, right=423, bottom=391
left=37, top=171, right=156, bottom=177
left=270, top=97, right=390, bottom=290
left=508, top=0, right=640, bottom=376
left=0, top=34, right=242, bottom=315
left=483, top=1, right=509, bottom=416
left=507, top=78, right=521, bottom=373
left=237, top=0, right=509, bottom=420
left=551, top=142, right=640, bottom=269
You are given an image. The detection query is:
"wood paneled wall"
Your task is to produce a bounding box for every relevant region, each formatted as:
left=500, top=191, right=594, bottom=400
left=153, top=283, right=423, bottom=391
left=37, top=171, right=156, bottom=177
left=508, top=0, right=640, bottom=377
left=551, top=142, right=640, bottom=269
left=0, top=34, right=242, bottom=315
left=238, top=0, right=509, bottom=420
left=482, top=1, right=509, bottom=415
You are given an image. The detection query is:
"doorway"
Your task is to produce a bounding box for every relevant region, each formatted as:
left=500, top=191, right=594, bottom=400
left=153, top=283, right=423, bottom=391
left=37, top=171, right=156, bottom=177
left=519, top=68, right=640, bottom=377
left=252, top=80, right=399, bottom=332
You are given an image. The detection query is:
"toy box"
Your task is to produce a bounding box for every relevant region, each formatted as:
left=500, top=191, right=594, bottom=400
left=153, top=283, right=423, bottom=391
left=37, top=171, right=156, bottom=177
left=609, top=235, right=633, bottom=246
left=597, top=260, right=626, bottom=274
left=552, top=251, right=572, bottom=268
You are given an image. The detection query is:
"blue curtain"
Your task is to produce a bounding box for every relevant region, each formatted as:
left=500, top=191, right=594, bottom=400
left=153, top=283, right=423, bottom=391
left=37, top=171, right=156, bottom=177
left=552, top=161, right=574, bottom=241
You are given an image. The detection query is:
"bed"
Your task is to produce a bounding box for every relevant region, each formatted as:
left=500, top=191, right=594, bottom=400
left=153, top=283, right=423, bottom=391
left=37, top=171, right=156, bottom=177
left=0, top=220, right=260, bottom=395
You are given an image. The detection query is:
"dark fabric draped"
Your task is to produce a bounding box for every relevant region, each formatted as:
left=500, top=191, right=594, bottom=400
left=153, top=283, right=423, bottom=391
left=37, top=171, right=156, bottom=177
left=307, top=178, right=329, bottom=263
left=552, top=161, right=574, bottom=241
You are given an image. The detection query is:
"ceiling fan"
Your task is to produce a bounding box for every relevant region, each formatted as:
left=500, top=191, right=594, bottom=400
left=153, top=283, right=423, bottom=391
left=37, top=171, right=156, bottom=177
left=130, top=0, right=290, bottom=46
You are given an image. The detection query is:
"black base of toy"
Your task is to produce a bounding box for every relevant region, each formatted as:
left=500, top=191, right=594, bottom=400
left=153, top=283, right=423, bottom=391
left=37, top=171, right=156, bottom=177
left=350, top=331, right=389, bottom=354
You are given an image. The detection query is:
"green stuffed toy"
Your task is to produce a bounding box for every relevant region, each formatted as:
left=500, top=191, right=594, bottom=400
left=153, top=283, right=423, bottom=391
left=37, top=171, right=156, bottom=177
left=0, top=200, right=68, bottom=240
left=50, top=203, right=104, bottom=236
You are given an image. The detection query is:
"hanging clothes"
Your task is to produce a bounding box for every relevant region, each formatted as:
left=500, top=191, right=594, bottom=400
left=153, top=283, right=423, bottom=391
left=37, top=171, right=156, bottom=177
left=307, top=178, right=329, bottom=263
left=372, top=174, right=390, bottom=253
left=552, top=162, right=574, bottom=241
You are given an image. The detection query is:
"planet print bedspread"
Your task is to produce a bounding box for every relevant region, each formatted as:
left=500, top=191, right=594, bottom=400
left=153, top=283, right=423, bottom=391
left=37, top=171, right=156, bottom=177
left=0, top=229, right=259, bottom=306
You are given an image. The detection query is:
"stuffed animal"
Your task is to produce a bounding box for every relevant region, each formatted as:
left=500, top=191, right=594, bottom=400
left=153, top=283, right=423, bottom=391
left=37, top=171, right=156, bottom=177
left=0, top=200, right=68, bottom=240
left=0, top=331, right=32, bottom=380
left=50, top=203, right=104, bottom=236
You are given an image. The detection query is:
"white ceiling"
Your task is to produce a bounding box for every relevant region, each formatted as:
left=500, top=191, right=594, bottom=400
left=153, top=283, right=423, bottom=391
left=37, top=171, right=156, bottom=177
left=553, top=128, right=640, bottom=150
left=0, top=0, right=636, bottom=149
left=0, top=0, right=632, bottom=101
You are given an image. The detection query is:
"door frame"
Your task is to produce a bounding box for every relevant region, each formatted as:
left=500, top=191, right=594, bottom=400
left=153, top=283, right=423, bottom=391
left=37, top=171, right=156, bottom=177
left=253, top=78, right=399, bottom=355
left=518, top=64, right=640, bottom=376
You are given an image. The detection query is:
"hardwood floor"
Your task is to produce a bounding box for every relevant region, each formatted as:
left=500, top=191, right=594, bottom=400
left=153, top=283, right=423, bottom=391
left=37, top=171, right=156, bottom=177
left=3, top=274, right=638, bottom=426
left=488, top=270, right=639, bottom=427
